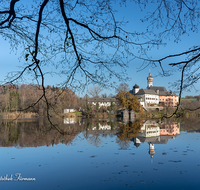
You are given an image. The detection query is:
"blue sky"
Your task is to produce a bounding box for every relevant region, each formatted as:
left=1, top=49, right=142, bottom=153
left=0, top=0, right=199, bottom=97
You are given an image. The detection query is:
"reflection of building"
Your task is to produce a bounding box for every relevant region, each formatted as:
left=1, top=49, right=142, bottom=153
left=86, top=122, right=118, bottom=135
left=133, top=137, right=141, bottom=147
left=139, top=120, right=160, bottom=138
left=149, top=143, right=155, bottom=158
left=131, top=120, right=180, bottom=159
left=92, top=124, right=111, bottom=130
left=160, top=123, right=180, bottom=135
left=64, top=117, right=77, bottom=124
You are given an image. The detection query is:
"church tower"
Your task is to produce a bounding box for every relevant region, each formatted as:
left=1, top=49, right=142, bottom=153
left=147, top=72, right=153, bottom=89
left=133, top=84, right=139, bottom=94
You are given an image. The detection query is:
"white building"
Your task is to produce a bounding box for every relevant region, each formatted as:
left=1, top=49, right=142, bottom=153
left=64, top=108, right=76, bottom=113
left=132, top=85, right=159, bottom=107
left=131, top=72, right=178, bottom=107
left=87, top=98, right=117, bottom=107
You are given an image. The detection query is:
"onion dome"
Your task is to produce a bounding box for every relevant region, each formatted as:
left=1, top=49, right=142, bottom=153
left=147, top=73, right=153, bottom=82
left=149, top=149, right=155, bottom=158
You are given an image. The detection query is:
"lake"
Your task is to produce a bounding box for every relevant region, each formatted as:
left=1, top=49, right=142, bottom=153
left=0, top=118, right=199, bottom=190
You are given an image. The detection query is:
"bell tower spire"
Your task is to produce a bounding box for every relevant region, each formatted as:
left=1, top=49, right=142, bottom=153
left=147, top=71, right=153, bottom=89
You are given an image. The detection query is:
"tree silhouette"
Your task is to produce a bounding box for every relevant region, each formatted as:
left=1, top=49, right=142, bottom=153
left=115, top=83, right=130, bottom=94
left=134, top=0, right=200, bottom=114
left=1, top=0, right=200, bottom=123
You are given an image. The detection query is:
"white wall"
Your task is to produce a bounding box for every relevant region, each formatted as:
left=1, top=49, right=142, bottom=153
left=144, top=94, right=159, bottom=105
left=91, top=102, right=115, bottom=107
left=64, top=109, right=76, bottom=113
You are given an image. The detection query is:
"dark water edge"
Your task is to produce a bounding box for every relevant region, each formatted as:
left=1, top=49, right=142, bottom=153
left=0, top=118, right=199, bottom=190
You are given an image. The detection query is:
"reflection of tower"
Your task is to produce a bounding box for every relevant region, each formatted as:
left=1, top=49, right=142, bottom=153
left=147, top=72, right=153, bottom=89
left=148, top=142, right=155, bottom=158
left=134, top=137, right=141, bottom=147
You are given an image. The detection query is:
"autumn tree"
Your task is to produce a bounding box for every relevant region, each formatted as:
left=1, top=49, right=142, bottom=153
left=1, top=0, right=200, bottom=122
left=116, top=91, right=143, bottom=113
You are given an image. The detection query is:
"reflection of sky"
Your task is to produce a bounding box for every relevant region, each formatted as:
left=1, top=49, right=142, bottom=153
left=0, top=1, right=200, bottom=96
left=0, top=131, right=200, bottom=189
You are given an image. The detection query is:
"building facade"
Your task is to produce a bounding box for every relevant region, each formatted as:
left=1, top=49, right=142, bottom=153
left=132, top=85, right=159, bottom=107
left=149, top=86, right=178, bottom=107
left=87, top=98, right=117, bottom=107
left=131, top=72, right=178, bottom=107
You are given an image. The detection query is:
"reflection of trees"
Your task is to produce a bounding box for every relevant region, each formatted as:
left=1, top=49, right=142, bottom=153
left=87, top=134, right=102, bottom=147
left=0, top=118, right=88, bottom=147
left=84, top=119, right=118, bottom=146
left=117, top=119, right=143, bottom=142
left=182, top=118, right=200, bottom=132
left=116, top=138, right=131, bottom=150
left=116, top=119, right=143, bottom=149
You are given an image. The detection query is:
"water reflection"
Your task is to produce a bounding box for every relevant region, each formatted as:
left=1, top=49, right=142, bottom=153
left=0, top=118, right=180, bottom=152
left=0, top=118, right=199, bottom=189
left=118, top=119, right=180, bottom=158
left=0, top=119, right=86, bottom=147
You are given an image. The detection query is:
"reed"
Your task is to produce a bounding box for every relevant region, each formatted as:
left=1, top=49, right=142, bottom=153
left=2, top=112, right=39, bottom=119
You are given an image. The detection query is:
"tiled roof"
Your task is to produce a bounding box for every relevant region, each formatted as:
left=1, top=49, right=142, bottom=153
left=149, top=86, right=178, bottom=96
left=149, top=86, right=167, bottom=91
left=159, top=91, right=178, bottom=96
left=135, top=89, right=159, bottom=95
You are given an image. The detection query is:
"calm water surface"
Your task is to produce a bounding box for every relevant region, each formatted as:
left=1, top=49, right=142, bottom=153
left=0, top=118, right=199, bottom=190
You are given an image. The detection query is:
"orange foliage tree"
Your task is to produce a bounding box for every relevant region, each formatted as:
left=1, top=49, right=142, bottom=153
left=116, top=91, right=143, bottom=113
